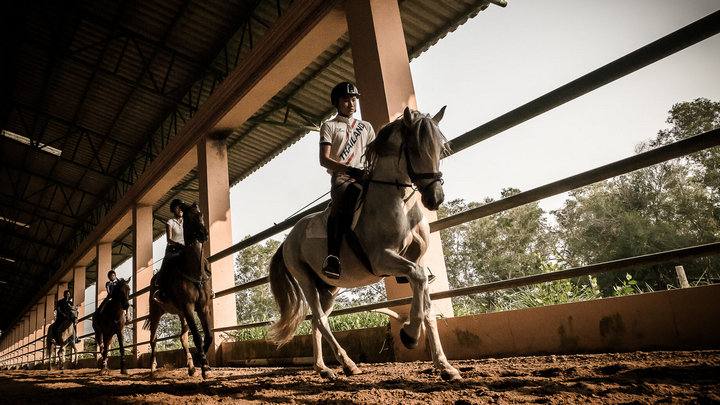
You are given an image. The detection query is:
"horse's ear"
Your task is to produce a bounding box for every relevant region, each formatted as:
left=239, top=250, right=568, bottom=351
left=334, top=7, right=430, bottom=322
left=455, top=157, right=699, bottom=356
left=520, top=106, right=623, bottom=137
left=126, top=276, right=131, bottom=284
left=402, top=106, right=413, bottom=127
left=432, top=105, right=446, bottom=124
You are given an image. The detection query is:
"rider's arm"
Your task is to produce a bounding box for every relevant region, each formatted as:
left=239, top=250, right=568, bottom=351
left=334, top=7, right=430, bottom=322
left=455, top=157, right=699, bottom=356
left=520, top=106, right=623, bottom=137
left=319, top=144, right=354, bottom=174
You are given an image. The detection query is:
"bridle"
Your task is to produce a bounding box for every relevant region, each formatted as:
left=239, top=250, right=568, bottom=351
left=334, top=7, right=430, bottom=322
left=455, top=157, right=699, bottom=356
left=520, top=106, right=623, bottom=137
left=368, top=118, right=443, bottom=193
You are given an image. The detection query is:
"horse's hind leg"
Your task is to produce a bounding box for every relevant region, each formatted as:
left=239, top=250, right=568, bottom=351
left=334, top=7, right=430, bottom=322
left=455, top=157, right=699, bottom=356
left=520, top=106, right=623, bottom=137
left=298, top=277, right=359, bottom=379
left=312, top=285, right=356, bottom=379
left=179, top=317, right=196, bottom=376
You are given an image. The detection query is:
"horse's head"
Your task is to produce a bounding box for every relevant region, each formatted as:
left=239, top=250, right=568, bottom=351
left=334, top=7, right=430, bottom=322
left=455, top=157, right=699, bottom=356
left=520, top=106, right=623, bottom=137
left=367, top=106, right=448, bottom=210
left=113, top=277, right=131, bottom=310
left=182, top=202, right=208, bottom=244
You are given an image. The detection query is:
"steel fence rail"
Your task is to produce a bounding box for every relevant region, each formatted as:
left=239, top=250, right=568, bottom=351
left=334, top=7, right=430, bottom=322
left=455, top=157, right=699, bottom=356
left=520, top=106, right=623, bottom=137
left=433, top=128, right=720, bottom=232
left=212, top=241, right=720, bottom=333
left=210, top=128, right=720, bottom=299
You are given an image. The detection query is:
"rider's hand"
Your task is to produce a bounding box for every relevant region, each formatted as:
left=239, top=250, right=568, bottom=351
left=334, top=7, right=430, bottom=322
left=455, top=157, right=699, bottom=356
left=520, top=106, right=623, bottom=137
left=346, top=166, right=366, bottom=181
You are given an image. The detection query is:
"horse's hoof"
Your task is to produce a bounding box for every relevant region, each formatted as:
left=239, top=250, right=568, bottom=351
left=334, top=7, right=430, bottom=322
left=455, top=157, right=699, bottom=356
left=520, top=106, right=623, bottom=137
left=342, top=365, right=363, bottom=376
left=399, top=328, right=419, bottom=349
left=201, top=365, right=211, bottom=380
left=440, top=369, right=462, bottom=381
left=319, top=369, right=338, bottom=380
left=188, top=367, right=196, bottom=377
left=121, top=369, right=128, bottom=375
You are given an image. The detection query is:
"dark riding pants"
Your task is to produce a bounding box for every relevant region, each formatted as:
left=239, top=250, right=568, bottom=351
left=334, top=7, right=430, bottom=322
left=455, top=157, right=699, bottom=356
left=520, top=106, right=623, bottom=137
left=327, top=174, right=362, bottom=258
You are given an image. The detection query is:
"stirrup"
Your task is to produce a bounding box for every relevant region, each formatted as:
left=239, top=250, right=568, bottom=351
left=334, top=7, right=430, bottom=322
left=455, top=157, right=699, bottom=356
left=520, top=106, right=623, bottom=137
left=322, top=255, right=341, bottom=279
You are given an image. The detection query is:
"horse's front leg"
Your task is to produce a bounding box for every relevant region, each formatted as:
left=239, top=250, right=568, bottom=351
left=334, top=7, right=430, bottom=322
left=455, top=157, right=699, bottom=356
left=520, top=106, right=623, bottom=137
left=373, top=248, right=427, bottom=348
left=100, top=335, right=111, bottom=375
left=180, top=304, right=206, bottom=378
left=117, top=329, right=127, bottom=375
left=58, top=345, right=65, bottom=370
left=197, top=300, right=213, bottom=379
left=179, top=317, right=196, bottom=376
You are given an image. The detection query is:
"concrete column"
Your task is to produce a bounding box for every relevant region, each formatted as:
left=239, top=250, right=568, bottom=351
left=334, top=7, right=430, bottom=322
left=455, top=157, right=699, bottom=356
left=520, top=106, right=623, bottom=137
left=96, top=243, right=112, bottom=308
left=22, top=317, right=29, bottom=365
left=36, top=301, right=45, bottom=364
left=30, top=307, right=38, bottom=364
left=132, top=204, right=154, bottom=363
left=44, top=293, right=54, bottom=363
left=96, top=242, right=112, bottom=356
left=56, top=282, right=68, bottom=304
left=346, top=0, right=454, bottom=360
left=73, top=266, right=86, bottom=350
left=198, top=134, right=235, bottom=363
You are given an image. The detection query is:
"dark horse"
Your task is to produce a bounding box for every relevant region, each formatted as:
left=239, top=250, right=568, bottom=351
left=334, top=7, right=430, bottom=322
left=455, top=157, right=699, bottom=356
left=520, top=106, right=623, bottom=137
left=45, top=307, right=79, bottom=370
left=143, top=202, right=213, bottom=378
left=92, top=277, right=131, bottom=374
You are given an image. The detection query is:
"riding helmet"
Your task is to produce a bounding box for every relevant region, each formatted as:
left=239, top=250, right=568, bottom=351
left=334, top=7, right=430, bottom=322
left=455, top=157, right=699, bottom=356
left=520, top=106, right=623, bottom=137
left=170, top=198, right=185, bottom=212
left=330, top=82, right=361, bottom=106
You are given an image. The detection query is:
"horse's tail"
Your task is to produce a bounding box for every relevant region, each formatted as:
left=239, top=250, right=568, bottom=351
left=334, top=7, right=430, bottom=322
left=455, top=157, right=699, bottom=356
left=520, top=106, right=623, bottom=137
left=267, top=244, right=305, bottom=347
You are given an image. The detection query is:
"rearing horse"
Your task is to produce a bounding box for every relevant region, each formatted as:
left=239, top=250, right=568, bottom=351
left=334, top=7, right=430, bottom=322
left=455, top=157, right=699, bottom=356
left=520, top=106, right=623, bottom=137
left=92, top=277, right=131, bottom=374
left=144, top=202, right=213, bottom=378
left=268, top=107, right=462, bottom=381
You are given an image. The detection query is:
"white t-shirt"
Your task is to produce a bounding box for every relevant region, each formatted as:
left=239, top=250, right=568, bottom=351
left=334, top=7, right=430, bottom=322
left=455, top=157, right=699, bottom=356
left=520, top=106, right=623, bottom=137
left=166, top=218, right=184, bottom=246
left=319, top=115, right=375, bottom=173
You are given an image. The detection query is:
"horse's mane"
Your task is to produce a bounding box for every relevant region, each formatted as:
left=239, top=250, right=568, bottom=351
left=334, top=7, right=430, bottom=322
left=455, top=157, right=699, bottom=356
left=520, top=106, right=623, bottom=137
left=365, top=110, right=449, bottom=169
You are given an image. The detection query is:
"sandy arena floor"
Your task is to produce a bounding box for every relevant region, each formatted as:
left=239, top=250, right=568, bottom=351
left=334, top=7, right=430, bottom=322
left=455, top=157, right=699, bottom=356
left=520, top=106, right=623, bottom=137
left=1, top=351, right=718, bottom=404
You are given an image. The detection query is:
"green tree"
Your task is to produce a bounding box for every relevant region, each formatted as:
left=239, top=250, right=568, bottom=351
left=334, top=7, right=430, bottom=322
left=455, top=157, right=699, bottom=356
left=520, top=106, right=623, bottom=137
left=553, top=99, right=720, bottom=295
left=439, top=188, right=553, bottom=314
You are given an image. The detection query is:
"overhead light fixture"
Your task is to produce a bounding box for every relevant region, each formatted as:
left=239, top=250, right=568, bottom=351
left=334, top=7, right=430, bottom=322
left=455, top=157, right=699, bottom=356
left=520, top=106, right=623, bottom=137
left=1, top=129, right=62, bottom=156
left=0, top=216, right=30, bottom=228
left=0, top=256, right=16, bottom=263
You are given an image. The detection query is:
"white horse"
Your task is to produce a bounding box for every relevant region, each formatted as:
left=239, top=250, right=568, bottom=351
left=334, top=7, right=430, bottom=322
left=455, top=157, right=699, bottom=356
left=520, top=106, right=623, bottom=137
left=268, top=107, right=461, bottom=381
left=45, top=308, right=79, bottom=370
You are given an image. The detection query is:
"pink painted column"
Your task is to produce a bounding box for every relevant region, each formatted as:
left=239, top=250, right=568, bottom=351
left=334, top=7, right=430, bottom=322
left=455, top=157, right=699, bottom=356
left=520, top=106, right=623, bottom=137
left=73, top=266, right=86, bottom=350
left=96, top=243, right=112, bottom=309
left=346, top=0, right=454, bottom=360
left=44, top=293, right=54, bottom=364
left=198, top=134, right=235, bottom=364
left=132, top=204, right=154, bottom=363
left=96, top=243, right=112, bottom=356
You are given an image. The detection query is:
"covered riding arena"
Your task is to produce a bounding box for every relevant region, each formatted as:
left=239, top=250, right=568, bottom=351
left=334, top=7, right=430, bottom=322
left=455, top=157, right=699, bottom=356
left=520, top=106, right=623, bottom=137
left=1, top=0, right=719, bottom=403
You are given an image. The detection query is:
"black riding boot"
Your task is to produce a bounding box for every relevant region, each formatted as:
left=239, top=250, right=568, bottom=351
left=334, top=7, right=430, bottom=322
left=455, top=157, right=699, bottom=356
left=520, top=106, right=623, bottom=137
left=322, top=213, right=343, bottom=279
left=323, top=183, right=361, bottom=279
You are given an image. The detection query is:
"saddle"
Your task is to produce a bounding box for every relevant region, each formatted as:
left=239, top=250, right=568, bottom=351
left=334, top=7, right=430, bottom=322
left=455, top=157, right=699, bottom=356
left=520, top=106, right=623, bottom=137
left=306, top=184, right=433, bottom=284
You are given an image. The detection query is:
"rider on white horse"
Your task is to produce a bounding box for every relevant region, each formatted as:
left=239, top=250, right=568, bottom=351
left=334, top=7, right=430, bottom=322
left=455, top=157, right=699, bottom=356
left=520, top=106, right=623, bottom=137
left=55, top=289, right=79, bottom=343
left=319, top=82, right=376, bottom=279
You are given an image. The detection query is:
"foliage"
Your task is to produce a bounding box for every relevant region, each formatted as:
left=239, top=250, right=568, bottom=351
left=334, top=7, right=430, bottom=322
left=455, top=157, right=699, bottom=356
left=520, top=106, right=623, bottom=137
left=552, top=99, right=720, bottom=295
left=439, top=189, right=553, bottom=313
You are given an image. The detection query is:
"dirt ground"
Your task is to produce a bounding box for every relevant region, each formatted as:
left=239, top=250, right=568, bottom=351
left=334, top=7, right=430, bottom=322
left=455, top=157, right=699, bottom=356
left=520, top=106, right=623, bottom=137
left=1, top=350, right=718, bottom=404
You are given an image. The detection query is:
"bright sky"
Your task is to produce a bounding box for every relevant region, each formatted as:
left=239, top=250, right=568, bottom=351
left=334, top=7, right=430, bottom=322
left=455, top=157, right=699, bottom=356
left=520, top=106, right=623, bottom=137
left=105, top=1, right=720, bottom=308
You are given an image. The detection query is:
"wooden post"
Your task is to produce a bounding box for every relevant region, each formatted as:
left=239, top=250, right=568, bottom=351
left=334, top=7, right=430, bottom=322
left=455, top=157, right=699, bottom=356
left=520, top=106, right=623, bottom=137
left=675, top=265, right=691, bottom=288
